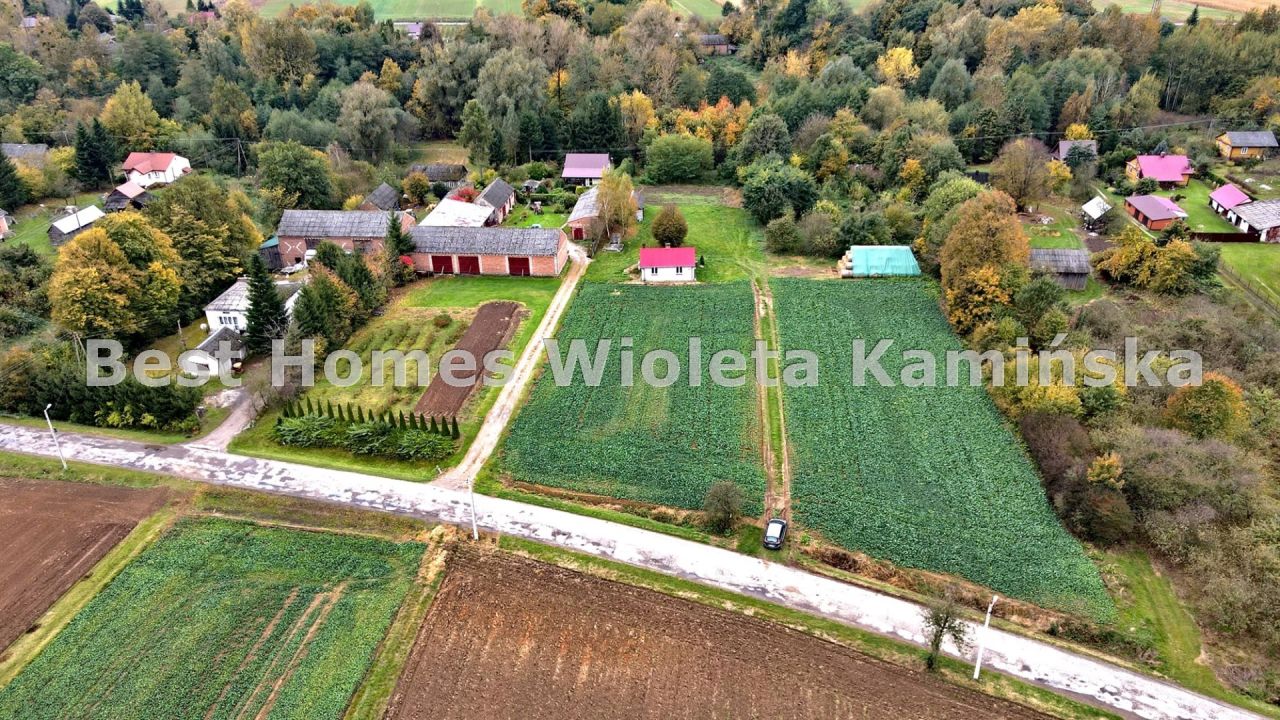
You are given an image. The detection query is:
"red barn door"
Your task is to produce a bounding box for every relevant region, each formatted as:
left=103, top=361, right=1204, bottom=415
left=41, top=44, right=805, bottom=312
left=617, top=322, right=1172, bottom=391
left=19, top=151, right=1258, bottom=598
left=508, top=257, right=531, bottom=276
left=431, top=255, right=454, bottom=274
left=458, top=256, right=481, bottom=275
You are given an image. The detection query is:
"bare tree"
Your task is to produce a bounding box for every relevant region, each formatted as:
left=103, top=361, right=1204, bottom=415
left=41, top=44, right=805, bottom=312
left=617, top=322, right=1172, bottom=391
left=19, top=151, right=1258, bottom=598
left=921, top=590, right=971, bottom=671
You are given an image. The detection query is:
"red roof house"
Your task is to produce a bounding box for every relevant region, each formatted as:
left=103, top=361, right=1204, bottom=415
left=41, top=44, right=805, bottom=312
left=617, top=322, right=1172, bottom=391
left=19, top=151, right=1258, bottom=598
left=1125, top=194, right=1187, bottom=231
left=1125, top=154, right=1193, bottom=186
left=122, top=152, right=192, bottom=188
left=1208, top=183, right=1251, bottom=214
left=639, top=246, right=697, bottom=283
left=561, top=153, right=612, bottom=184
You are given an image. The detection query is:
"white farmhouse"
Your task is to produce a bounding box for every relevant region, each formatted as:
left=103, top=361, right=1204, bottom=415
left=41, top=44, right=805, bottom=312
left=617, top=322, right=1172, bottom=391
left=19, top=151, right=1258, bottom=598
left=203, top=277, right=303, bottom=333
left=639, top=246, right=697, bottom=283
left=121, top=152, right=192, bottom=188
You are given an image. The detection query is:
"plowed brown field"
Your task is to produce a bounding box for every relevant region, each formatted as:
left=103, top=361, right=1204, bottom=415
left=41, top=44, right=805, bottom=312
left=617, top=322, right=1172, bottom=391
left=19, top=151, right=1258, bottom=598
left=384, top=549, right=1056, bottom=720
left=414, top=301, right=521, bottom=416
left=0, top=478, right=167, bottom=653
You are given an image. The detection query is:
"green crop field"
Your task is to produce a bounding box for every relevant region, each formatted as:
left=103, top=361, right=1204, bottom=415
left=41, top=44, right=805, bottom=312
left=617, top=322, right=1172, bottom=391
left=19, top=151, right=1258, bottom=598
left=772, top=278, right=1113, bottom=619
left=0, top=518, right=422, bottom=719
left=503, top=281, right=765, bottom=511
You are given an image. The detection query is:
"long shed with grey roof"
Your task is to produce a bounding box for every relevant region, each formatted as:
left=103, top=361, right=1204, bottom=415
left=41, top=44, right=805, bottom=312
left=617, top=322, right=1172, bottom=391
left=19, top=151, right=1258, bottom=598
left=275, top=210, right=412, bottom=265
left=409, top=226, right=568, bottom=277
left=1226, top=197, right=1280, bottom=242
left=1030, top=249, right=1092, bottom=290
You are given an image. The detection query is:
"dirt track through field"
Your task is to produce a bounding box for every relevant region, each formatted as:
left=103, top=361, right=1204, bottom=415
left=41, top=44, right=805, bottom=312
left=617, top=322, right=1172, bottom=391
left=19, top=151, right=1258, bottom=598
left=0, top=477, right=167, bottom=653
left=414, top=301, right=521, bottom=416
left=383, top=549, right=1055, bottom=720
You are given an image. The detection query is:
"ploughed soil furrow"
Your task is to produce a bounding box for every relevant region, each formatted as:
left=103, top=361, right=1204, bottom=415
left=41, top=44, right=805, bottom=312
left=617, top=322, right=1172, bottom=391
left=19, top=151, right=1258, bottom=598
left=383, top=548, right=1056, bottom=720
left=414, top=301, right=521, bottom=417
left=0, top=477, right=168, bottom=653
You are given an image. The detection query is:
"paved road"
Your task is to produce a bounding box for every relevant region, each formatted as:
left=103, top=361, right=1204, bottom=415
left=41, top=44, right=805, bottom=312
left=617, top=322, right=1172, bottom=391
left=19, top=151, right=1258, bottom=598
left=434, top=244, right=588, bottom=490
left=0, top=424, right=1259, bottom=720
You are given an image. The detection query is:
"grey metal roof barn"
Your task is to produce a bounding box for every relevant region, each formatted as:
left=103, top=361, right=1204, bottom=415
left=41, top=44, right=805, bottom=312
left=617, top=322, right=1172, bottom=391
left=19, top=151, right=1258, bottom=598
left=411, top=226, right=562, bottom=256
left=1220, top=130, right=1278, bottom=148
left=275, top=210, right=390, bottom=238
left=362, top=183, right=399, bottom=211
left=1030, top=249, right=1092, bottom=290
left=476, top=179, right=514, bottom=210
left=1231, top=197, right=1280, bottom=230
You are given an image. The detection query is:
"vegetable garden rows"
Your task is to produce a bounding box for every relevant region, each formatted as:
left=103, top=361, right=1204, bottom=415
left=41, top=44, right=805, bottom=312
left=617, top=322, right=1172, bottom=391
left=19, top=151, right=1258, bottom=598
left=0, top=518, right=422, bottom=719
left=772, top=278, right=1113, bottom=619
left=503, top=282, right=766, bottom=512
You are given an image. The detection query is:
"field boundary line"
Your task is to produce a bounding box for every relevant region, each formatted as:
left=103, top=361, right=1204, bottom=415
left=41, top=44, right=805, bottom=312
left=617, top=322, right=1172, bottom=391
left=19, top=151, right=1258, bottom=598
left=345, top=532, right=452, bottom=720
left=0, top=506, right=178, bottom=689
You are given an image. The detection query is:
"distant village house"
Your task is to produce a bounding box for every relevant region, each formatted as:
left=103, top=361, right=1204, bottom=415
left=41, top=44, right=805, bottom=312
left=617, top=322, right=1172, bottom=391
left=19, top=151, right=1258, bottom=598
left=1125, top=154, right=1194, bottom=187
left=122, top=152, right=191, bottom=188
left=1055, top=140, right=1097, bottom=162
left=409, top=163, right=468, bottom=191
left=1216, top=131, right=1278, bottom=161
left=475, top=179, right=516, bottom=224
left=359, top=183, right=399, bottom=212
left=561, top=153, right=612, bottom=186
left=697, top=34, right=737, bottom=55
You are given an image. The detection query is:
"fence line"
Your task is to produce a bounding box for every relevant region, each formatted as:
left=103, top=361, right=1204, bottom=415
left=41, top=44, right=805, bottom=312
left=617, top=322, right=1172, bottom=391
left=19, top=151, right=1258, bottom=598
left=1219, top=262, right=1280, bottom=318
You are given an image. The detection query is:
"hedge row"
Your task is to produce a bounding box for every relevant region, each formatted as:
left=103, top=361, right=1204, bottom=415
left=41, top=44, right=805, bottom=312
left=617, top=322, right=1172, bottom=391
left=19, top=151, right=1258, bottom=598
left=281, top=397, right=459, bottom=439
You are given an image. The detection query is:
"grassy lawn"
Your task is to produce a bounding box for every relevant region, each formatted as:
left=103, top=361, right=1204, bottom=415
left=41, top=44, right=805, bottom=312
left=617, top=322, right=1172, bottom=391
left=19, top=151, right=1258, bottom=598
left=1025, top=203, right=1084, bottom=250
left=670, top=0, right=728, bottom=18
left=6, top=192, right=103, bottom=258
left=1106, top=550, right=1280, bottom=719
left=411, top=140, right=470, bottom=166
left=1162, top=181, right=1241, bottom=234
left=502, top=205, right=568, bottom=229
left=230, top=274, right=562, bottom=480
left=586, top=197, right=766, bottom=284
left=1218, top=242, right=1280, bottom=306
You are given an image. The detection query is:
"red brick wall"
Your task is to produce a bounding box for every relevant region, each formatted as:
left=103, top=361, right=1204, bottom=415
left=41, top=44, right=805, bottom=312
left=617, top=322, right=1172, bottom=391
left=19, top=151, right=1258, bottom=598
left=278, top=236, right=386, bottom=265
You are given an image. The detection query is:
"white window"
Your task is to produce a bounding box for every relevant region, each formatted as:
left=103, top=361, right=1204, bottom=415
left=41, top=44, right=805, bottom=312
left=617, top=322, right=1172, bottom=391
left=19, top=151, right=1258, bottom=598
left=675, top=266, right=683, bottom=275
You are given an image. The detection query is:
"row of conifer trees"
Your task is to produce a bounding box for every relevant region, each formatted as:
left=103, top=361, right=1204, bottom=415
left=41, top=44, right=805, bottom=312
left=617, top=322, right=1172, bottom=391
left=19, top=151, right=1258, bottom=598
left=280, top=396, right=460, bottom=439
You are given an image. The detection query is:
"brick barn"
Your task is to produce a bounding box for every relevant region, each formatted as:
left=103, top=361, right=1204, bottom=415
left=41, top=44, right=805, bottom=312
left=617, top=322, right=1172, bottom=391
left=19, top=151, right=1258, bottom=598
left=410, top=226, right=568, bottom=277
left=275, top=210, right=413, bottom=265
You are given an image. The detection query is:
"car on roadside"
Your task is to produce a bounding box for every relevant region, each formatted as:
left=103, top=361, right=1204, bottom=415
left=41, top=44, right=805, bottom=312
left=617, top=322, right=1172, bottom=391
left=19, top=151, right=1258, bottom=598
left=763, top=518, right=787, bottom=550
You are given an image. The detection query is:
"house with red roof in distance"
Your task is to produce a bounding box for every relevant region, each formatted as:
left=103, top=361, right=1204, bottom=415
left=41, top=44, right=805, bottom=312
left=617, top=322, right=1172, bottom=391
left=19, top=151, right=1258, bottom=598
left=1208, top=183, right=1252, bottom=216
left=1125, top=194, right=1187, bottom=231
left=122, top=152, right=192, bottom=188
left=561, top=153, right=612, bottom=186
left=1125, top=153, right=1194, bottom=187
left=639, top=246, right=697, bottom=283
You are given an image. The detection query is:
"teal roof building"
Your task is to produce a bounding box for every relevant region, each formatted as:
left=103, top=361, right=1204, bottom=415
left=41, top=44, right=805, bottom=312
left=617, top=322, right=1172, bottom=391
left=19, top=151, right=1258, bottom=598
left=841, top=245, right=921, bottom=277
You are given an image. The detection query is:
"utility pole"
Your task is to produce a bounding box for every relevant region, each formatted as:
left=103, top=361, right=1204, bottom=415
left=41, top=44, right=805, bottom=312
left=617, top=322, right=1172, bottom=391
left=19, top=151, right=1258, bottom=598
left=469, top=480, right=479, bottom=541
left=44, top=404, right=68, bottom=471
left=972, top=595, right=999, bottom=680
